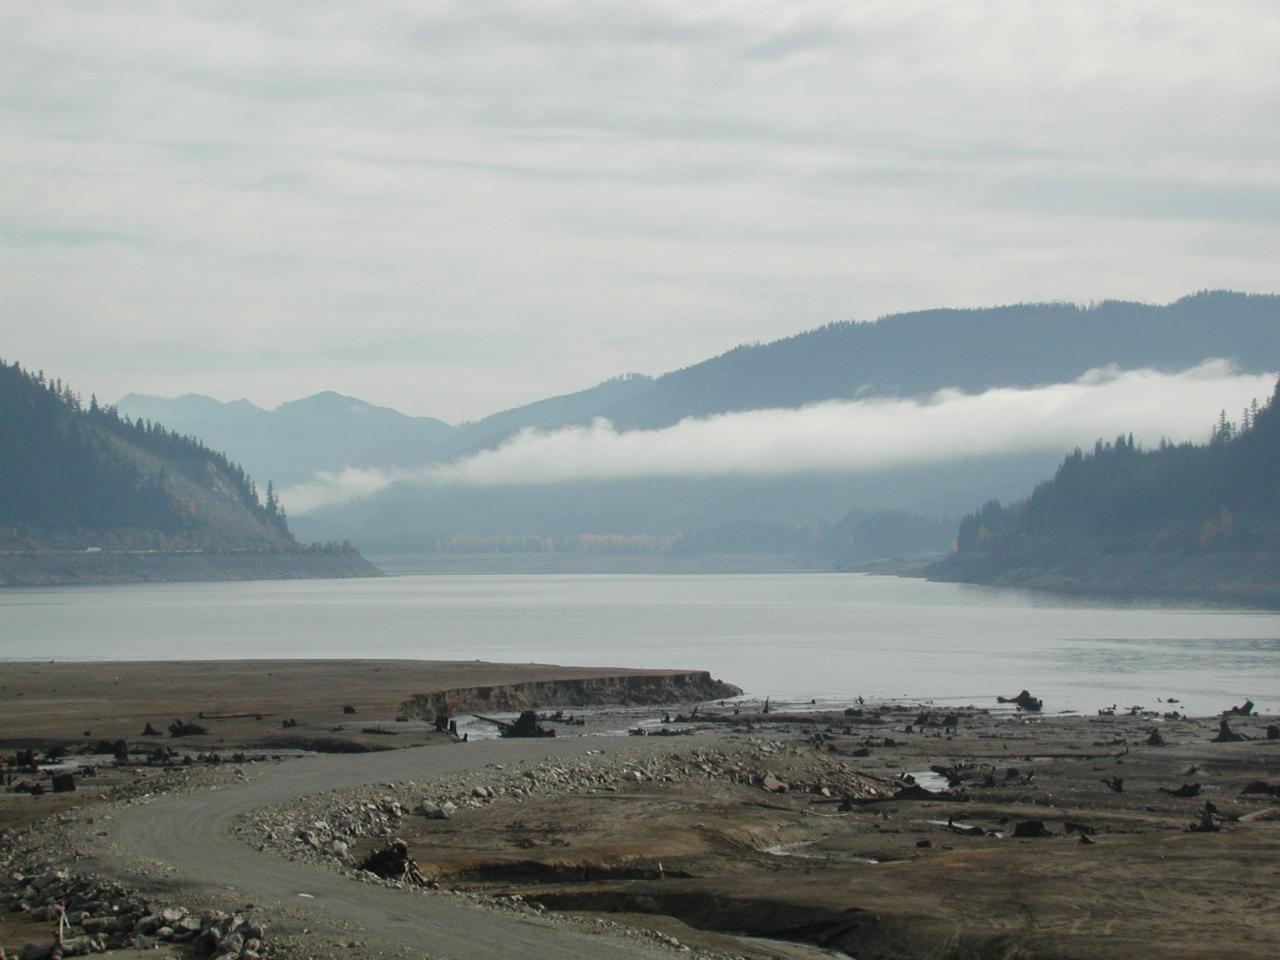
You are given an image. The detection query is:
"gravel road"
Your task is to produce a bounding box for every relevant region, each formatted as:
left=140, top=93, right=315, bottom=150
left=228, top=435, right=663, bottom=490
left=101, top=737, right=691, bottom=959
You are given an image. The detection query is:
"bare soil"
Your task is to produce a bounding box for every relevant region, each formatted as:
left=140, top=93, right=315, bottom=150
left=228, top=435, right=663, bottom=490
left=360, top=707, right=1280, bottom=959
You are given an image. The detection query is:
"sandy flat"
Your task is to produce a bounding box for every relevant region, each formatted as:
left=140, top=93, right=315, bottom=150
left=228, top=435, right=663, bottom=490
left=0, top=659, right=711, bottom=748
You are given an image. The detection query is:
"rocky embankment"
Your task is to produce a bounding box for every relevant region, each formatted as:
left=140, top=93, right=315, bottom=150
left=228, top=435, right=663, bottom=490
left=238, top=740, right=880, bottom=875
left=3, top=869, right=270, bottom=960
left=927, top=544, right=1280, bottom=605
left=0, top=548, right=382, bottom=586
left=400, top=672, right=742, bottom=720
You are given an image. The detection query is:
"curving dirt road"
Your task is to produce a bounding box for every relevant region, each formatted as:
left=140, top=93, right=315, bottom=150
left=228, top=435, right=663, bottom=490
left=100, top=737, right=689, bottom=959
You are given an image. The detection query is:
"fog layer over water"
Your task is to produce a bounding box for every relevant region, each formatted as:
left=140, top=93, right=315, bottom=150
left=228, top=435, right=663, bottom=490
left=2, top=574, right=1276, bottom=717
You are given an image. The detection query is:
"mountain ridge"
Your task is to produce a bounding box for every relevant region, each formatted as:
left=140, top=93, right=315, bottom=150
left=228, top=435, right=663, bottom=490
left=116, top=290, right=1280, bottom=558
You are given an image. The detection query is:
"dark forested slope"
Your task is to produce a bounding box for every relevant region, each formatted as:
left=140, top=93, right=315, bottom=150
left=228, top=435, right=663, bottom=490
left=929, top=378, right=1280, bottom=601
left=0, top=361, right=379, bottom=583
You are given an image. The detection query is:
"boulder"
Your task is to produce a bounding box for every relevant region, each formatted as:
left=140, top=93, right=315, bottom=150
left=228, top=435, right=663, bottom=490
left=417, top=800, right=453, bottom=820
left=761, top=773, right=787, bottom=793
left=55, top=936, right=99, bottom=957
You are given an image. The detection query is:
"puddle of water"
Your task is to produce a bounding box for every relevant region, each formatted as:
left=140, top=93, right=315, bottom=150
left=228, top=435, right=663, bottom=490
left=38, top=753, right=115, bottom=772
left=922, top=819, right=1004, bottom=838
left=453, top=712, right=520, bottom=741
left=762, top=840, right=878, bottom=864
left=741, top=937, right=856, bottom=959
left=904, top=770, right=950, bottom=791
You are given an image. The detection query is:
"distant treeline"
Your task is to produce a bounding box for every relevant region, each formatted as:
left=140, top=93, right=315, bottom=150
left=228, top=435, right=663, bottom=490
left=957, top=377, right=1280, bottom=554
left=0, top=360, right=290, bottom=544
left=375, top=512, right=954, bottom=563
left=673, top=512, right=954, bottom=566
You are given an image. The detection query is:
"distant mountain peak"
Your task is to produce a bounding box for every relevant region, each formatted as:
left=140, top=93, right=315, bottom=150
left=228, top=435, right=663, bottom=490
left=116, top=392, right=266, bottom=415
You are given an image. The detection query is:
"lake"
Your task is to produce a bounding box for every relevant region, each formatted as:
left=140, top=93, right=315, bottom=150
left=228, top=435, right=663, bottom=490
left=2, top=573, right=1277, bottom=716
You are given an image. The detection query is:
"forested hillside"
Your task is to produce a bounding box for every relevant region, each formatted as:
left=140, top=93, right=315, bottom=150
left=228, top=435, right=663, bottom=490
left=1, top=360, right=290, bottom=550
left=601, top=291, right=1280, bottom=429
left=930, top=378, right=1280, bottom=600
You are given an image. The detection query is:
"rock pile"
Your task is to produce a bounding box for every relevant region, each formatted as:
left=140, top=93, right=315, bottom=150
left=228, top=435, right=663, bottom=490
left=3, top=868, right=269, bottom=959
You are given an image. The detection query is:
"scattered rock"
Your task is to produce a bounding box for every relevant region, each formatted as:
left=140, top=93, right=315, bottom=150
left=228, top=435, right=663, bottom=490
left=3, top=868, right=270, bottom=960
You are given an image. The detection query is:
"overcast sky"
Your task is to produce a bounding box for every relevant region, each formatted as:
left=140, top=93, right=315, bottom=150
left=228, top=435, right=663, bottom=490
left=3, top=1, right=1278, bottom=422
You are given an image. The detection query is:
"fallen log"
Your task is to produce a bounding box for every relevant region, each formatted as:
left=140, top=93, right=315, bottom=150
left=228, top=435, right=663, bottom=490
left=360, top=838, right=428, bottom=885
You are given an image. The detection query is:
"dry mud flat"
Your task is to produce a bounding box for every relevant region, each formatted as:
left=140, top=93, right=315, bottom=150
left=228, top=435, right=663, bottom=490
left=249, top=705, right=1280, bottom=960
left=0, top=659, right=739, bottom=753
left=4, top=673, right=1279, bottom=960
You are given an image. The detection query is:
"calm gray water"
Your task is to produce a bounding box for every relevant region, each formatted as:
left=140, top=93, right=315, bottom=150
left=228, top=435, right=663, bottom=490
left=2, top=574, right=1277, bottom=716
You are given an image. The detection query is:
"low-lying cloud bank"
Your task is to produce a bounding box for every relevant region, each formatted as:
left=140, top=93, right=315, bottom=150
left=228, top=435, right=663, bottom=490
left=281, top=360, right=1276, bottom=514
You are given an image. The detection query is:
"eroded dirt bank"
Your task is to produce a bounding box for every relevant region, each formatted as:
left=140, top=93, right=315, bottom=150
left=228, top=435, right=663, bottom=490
left=0, top=660, right=739, bottom=752
left=400, top=671, right=740, bottom=721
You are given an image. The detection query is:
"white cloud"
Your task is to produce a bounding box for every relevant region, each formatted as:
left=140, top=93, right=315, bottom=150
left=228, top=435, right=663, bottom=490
left=280, top=465, right=407, bottom=515
left=280, top=360, right=1276, bottom=512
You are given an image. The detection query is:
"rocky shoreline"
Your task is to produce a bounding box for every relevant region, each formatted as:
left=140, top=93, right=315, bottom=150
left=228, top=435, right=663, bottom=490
left=926, top=544, right=1280, bottom=606
left=0, top=548, right=383, bottom=587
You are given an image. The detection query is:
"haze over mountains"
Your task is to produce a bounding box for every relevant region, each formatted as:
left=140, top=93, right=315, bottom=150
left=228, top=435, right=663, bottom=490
left=118, top=291, right=1280, bottom=559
